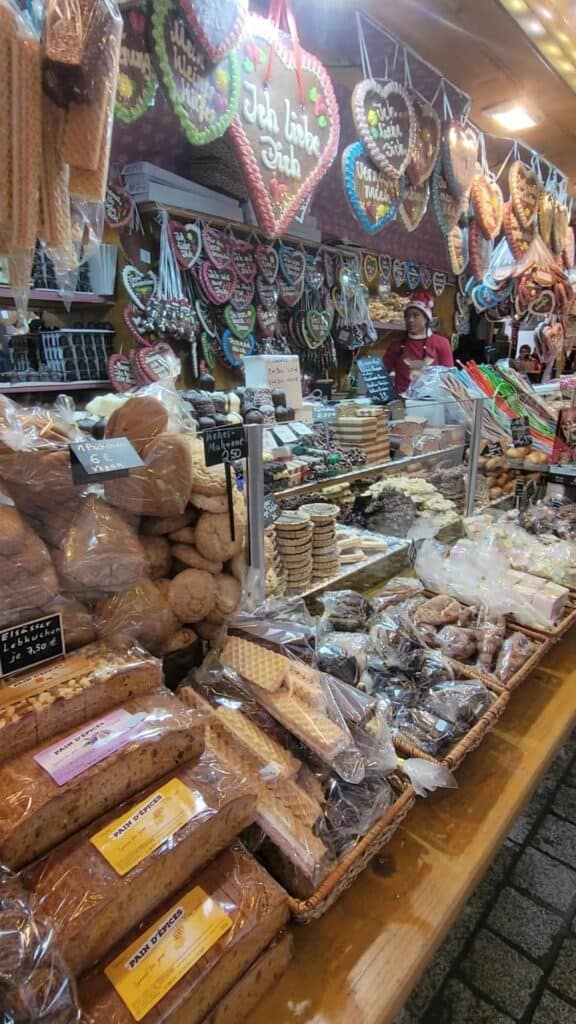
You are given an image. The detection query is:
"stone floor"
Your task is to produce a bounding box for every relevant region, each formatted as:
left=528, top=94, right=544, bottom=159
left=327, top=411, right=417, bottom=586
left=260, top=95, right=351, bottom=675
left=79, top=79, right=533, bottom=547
left=394, top=729, right=576, bottom=1024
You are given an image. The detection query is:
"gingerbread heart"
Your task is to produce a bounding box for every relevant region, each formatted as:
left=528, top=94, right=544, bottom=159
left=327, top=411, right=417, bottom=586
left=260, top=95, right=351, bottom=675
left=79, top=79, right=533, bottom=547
left=104, top=182, right=135, bottom=229
left=224, top=303, right=256, bottom=339
left=151, top=0, right=240, bottom=146
left=182, top=0, right=248, bottom=61
left=470, top=174, right=503, bottom=240
left=469, top=218, right=493, bottom=281
left=278, top=277, right=304, bottom=307
left=220, top=329, right=255, bottom=367
left=135, top=342, right=178, bottom=384
left=203, top=225, right=232, bottom=269
left=122, top=265, right=157, bottom=310
left=362, top=253, right=379, bottom=286
left=406, top=261, right=421, bottom=291
left=399, top=179, right=429, bottom=232
left=279, top=246, right=306, bottom=284
left=255, top=243, right=278, bottom=283
left=108, top=353, right=137, bottom=393
left=420, top=265, right=432, bottom=290
left=256, top=305, right=278, bottom=337
left=230, top=277, right=255, bottom=310
left=305, top=308, right=332, bottom=347
left=342, top=142, right=403, bottom=234
left=392, top=259, right=406, bottom=288
left=231, top=238, right=256, bottom=282
left=168, top=220, right=202, bottom=269
left=509, top=161, right=540, bottom=229
left=432, top=271, right=446, bottom=296
left=432, top=162, right=465, bottom=234
left=351, top=78, right=416, bottom=178
left=441, top=120, right=478, bottom=199
left=256, top=276, right=279, bottom=309
left=198, top=261, right=236, bottom=304
left=503, top=201, right=533, bottom=261
left=379, top=254, right=391, bottom=282
left=446, top=224, right=469, bottom=276
left=538, top=191, right=555, bottom=248
left=123, top=305, right=153, bottom=347
left=407, top=100, right=441, bottom=186
left=305, top=255, right=325, bottom=291
left=229, top=13, right=339, bottom=238
left=115, top=5, right=157, bottom=125
left=529, top=289, right=556, bottom=316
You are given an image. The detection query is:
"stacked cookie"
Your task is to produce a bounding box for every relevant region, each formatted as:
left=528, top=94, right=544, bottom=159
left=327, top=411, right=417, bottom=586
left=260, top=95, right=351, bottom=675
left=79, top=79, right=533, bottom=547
left=300, top=503, right=341, bottom=583
left=274, top=513, right=313, bottom=593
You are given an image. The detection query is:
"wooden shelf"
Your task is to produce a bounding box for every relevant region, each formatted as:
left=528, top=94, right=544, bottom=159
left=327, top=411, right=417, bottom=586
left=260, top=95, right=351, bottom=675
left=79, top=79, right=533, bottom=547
left=248, top=636, right=576, bottom=1024
left=372, top=320, right=404, bottom=331
left=0, top=288, right=112, bottom=307
left=0, top=380, right=110, bottom=394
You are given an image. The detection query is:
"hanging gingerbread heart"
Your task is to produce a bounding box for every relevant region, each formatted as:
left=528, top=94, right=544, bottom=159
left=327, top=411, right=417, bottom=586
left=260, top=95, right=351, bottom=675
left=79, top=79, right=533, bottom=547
left=392, top=259, right=406, bottom=288
left=362, top=253, right=379, bottom=286
left=351, top=79, right=416, bottom=178
left=331, top=286, right=346, bottom=317
left=379, top=254, right=392, bottom=282
left=203, top=225, right=232, bottom=268
left=341, top=142, right=403, bottom=234
left=255, top=243, right=278, bottom=283
left=135, top=342, right=178, bottom=384
left=305, top=255, right=324, bottom=291
left=123, top=305, right=153, bottom=347
left=168, top=220, right=202, bottom=269
left=230, top=277, right=255, bottom=310
left=198, top=261, right=236, bottom=304
left=406, top=261, right=421, bottom=291
left=538, top=191, right=555, bottom=248
left=256, top=276, right=279, bottom=309
left=441, top=120, right=478, bottom=200
left=509, top=161, right=540, bottom=229
left=229, top=13, right=340, bottom=238
left=220, top=328, right=255, bottom=367
left=104, top=182, right=135, bottom=230
left=231, top=238, right=256, bottom=282
left=432, top=271, right=446, bottom=296
left=420, top=265, right=432, bottom=290
left=432, top=161, right=465, bottom=234
left=552, top=201, right=569, bottom=255
left=151, top=0, right=240, bottom=146
left=122, top=265, right=157, bottom=309
left=503, top=201, right=533, bottom=261
left=323, top=251, right=336, bottom=287
left=446, top=224, right=469, bottom=276
left=223, top=303, right=256, bottom=339
left=278, top=277, right=304, bottom=307
left=304, top=308, right=333, bottom=348
left=257, top=305, right=278, bottom=337
left=182, top=0, right=248, bottom=62
left=398, top=179, right=429, bottom=232
left=469, top=218, right=493, bottom=281
left=528, top=289, right=556, bottom=316
left=115, top=5, right=157, bottom=124
left=407, top=100, right=441, bottom=186
left=469, top=174, right=503, bottom=240
left=279, top=246, right=306, bottom=284
left=108, top=353, right=137, bottom=392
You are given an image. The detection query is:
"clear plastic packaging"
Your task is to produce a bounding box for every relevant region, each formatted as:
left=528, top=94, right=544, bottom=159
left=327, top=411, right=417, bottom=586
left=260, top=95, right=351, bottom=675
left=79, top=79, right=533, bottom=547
left=0, top=865, right=80, bottom=1023
left=401, top=758, right=457, bottom=797
left=391, top=677, right=496, bottom=756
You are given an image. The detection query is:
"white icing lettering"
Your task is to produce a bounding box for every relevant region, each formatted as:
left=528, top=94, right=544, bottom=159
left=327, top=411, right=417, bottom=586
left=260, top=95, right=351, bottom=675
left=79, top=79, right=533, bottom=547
left=284, top=99, right=320, bottom=156
left=260, top=135, right=301, bottom=178
left=242, top=82, right=279, bottom=133
left=120, top=45, right=152, bottom=74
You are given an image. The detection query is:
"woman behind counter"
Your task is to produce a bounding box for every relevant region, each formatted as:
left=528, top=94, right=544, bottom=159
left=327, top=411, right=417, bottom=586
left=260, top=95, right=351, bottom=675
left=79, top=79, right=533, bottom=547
left=384, top=291, right=454, bottom=395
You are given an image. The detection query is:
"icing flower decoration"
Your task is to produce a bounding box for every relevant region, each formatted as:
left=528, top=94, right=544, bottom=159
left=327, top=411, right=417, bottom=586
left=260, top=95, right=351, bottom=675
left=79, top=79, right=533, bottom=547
left=214, top=67, right=229, bottom=91
left=367, top=109, right=378, bottom=126
left=117, top=73, right=133, bottom=100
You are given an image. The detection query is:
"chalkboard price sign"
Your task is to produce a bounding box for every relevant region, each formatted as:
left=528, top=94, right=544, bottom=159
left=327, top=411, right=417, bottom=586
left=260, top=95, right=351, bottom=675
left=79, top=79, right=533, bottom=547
left=357, top=356, right=398, bottom=404
left=0, top=613, right=65, bottom=678
left=203, top=425, right=247, bottom=467
left=70, top=437, right=143, bottom=485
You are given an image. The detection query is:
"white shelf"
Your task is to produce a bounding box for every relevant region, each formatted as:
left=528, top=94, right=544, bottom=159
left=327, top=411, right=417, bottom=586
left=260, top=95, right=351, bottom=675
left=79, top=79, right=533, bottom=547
left=0, top=380, right=110, bottom=393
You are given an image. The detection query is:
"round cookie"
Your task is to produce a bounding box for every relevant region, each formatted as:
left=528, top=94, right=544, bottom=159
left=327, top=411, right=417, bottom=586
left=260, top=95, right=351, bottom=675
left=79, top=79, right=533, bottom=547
left=189, top=453, right=228, bottom=496
left=168, top=568, right=216, bottom=622
left=168, top=526, right=196, bottom=544
left=171, top=544, right=223, bottom=575
left=105, top=397, right=168, bottom=454
left=161, top=627, right=198, bottom=655
left=142, top=509, right=196, bottom=537
left=140, top=534, right=172, bottom=579
left=194, top=512, right=244, bottom=563
left=212, top=574, right=242, bottom=620
left=190, top=492, right=229, bottom=514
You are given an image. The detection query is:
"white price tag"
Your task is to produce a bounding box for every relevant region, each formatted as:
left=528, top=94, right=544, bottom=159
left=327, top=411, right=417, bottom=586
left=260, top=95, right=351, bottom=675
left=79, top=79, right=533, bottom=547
left=290, top=421, right=312, bottom=437
left=272, top=424, right=298, bottom=444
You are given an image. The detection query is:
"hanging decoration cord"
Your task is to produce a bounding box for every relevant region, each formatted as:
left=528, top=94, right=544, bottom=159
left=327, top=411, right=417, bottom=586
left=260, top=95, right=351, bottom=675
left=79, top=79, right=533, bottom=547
left=265, top=0, right=305, bottom=104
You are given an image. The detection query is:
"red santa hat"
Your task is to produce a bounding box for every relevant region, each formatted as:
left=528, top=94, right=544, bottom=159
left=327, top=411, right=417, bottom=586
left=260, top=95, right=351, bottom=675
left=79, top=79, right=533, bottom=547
left=405, top=292, right=435, bottom=323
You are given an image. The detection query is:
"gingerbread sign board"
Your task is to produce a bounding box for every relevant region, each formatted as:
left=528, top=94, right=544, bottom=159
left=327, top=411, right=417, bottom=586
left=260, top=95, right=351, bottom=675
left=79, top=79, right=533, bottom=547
left=115, top=5, right=157, bottom=124
left=342, top=142, right=403, bottom=234
left=151, top=0, right=240, bottom=146
left=229, top=13, right=340, bottom=238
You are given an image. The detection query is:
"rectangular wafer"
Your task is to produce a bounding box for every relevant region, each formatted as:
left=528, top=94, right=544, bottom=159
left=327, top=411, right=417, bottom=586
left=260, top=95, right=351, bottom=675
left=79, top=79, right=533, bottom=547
left=222, top=636, right=290, bottom=692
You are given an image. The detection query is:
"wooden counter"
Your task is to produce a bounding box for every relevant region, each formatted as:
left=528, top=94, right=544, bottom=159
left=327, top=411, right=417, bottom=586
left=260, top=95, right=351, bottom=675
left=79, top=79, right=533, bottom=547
left=248, top=632, right=576, bottom=1024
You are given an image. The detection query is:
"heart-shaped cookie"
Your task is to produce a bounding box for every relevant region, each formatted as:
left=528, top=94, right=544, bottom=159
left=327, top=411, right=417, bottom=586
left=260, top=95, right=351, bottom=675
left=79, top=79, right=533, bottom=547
left=198, top=261, right=236, bottom=304
left=331, top=286, right=346, bottom=317
left=407, top=100, right=441, bottom=186
left=196, top=299, right=216, bottom=337
left=256, top=276, right=279, bottom=309
left=432, top=161, right=465, bottom=234
left=503, top=201, right=533, bottom=261
left=224, top=303, right=256, bottom=339
left=220, top=329, right=255, bottom=367
left=305, top=308, right=333, bottom=347
left=469, top=218, right=494, bottom=281
left=399, top=179, right=429, bottom=232
left=105, top=182, right=135, bottom=229
left=115, top=5, right=157, bottom=125
left=379, top=254, right=392, bottom=282
left=203, top=225, right=232, bottom=269
left=406, top=261, right=421, bottom=291
left=278, top=277, right=304, bottom=307
left=229, top=13, right=339, bottom=238
left=279, top=246, right=306, bottom=284
left=351, top=78, right=416, bottom=178
left=255, top=243, right=278, bottom=283
left=446, top=224, right=469, bottom=276
left=392, top=259, right=406, bottom=288
left=168, top=220, right=202, bottom=269
left=528, top=289, right=556, bottom=315
left=122, top=265, right=157, bottom=309
left=231, top=238, right=256, bottom=282
left=182, top=0, right=248, bottom=61
left=552, top=202, right=569, bottom=255
left=420, top=265, right=432, bottom=290
left=470, top=174, right=503, bottom=240
left=256, top=305, right=278, bottom=337
left=305, top=255, right=325, bottom=291
left=123, top=305, right=153, bottom=347
left=441, top=120, right=478, bottom=199
left=151, top=0, right=240, bottom=146
left=432, top=271, right=446, bottom=296
left=230, top=277, right=255, bottom=310
left=108, top=353, right=137, bottom=392
left=538, top=191, right=555, bottom=248
left=341, top=142, right=403, bottom=234
left=362, top=253, right=379, bottom=286
left=135, top=342, right=178, bottom=384
left=509, top=161, right=540, bottom=229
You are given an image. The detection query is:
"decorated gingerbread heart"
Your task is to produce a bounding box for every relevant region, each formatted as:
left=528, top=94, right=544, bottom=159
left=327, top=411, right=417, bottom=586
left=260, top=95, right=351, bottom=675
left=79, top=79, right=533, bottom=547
left=470, top=174, right=503, bottom=240
left=304, top=308, right=333, bottom=348
left=432, top=161, right=465, bottom=234
left=229, top=13, right=340, bottom=238
left=469, top=218, right=493, bottom=281
left=405, top=261, right=421, bottom=291
left=168, top=220, right=202, bottom=269
left=392, top=258, right=406, bottom=288
left=135, top=342, right=179, bottom=383
left=256, top=305, right=278, bottom=337
left=203, top=225, right=232, bottom=269
left=230, top=277, right=255, bottom=310
left=122, top=265, right=157, bottom=309
left=198, top=261, right=236, bottom=304
left=182, top=0, right=248, bottom=62
left=105, top=182, right=135, bottom=230
left=255, top=243, right=278, bottom=283
left=446, top=225, right=469, bottom=276
left=398, top=179, right=429, bottom=232
left=351, top=78, right=416, bottom=178
left=362, top=253, right=379, bottom=287
left=503, top=200, right=533, bottom=261
left=151, top=0, right=240, bottom=146
left=231, top=237, right=256, bottom=282
left=379, top=254, right=392, bottom=282
left=278, top=276, right=304, bottom=307
left=509, top=161, right=540, bottom=229
left=420, top=265, right=432, bottom=290
left=220, top=328, right=255, bottom=367
left=341, top=142, right=403, bottom=234
left=108, top=353, right=137, bottom=392
left=407, top=100, right=441, bottom=186
left=256, top=276, right=279, bottom=309
left=223, top=303, right=256, bottom=339
left=432, top=271, right=447, bottom=296
left=441, top=120, right=478, bottom=199
left=305, top=255, right=325, bottom=291
left=279, top=246, right=306, bottom=284
left=115, top=5, right=157, bottom=124
left=123, top=305, right=153, bottom=347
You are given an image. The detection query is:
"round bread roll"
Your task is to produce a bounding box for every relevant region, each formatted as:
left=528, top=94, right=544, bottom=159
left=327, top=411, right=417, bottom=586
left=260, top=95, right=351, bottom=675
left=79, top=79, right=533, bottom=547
left=0, top=505, right=29, bottom=556
left=525, top=450, right=549, bottom=465
left=194, top=512, right=244, bottom=563
left=168, top=569, right=216, bottom=622
left=171, top=545, right=223, bottom=574
left=95, top=579, right=178, bottom=653
left=140, top=535, right=172, bottom=579
left=105, top=397, right=168, bottom=454
left=106, top=434, right=193, bottom=517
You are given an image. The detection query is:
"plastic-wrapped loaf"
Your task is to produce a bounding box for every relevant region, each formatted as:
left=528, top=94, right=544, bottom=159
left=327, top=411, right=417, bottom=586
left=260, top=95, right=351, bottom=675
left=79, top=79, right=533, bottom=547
left=0, top=690, right=204, bottom=869
left=24, top=751, right=256, bottom=976
left=78, top=843, right=289, bottom=1024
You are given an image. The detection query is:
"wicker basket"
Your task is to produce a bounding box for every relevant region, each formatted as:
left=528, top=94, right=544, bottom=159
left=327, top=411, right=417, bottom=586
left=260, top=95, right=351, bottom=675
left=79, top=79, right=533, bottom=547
left=513, top=601, right=576, bottom=641
left=286, top=777, right=415, bottom=923
left=393, top=683, right=511, bottom=771
left=448, top=632, right=551, bottom=694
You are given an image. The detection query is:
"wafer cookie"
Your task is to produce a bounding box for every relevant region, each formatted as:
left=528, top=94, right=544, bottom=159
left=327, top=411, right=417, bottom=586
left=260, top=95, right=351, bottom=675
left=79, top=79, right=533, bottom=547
left=257, top=688, right=350, bottom=762
left=216, top=705, right=301, bottom=781
left=222, top=635, right=290, bottom=693
left=0, top=3, right=17, bottom=244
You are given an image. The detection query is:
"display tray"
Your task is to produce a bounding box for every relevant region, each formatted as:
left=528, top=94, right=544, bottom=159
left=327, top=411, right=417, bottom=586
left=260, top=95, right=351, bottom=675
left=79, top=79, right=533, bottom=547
left=449, top=633, right=551, bottom=694
left=393, top=681, right=510, bottom=772
left=286, top=776, right=415, bottom=923
left=297, top=530, right=411, bottom=600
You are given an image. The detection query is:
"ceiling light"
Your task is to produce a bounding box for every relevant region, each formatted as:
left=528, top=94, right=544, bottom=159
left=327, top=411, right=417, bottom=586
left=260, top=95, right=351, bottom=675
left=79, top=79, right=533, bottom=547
left=485, top=101, right=540, bottom=130
left=541, top=41, right=562, bottom=55
left=502, top=0, right=529, bottom=12
left=522, top=16, right=546, bottom=32
left=554, top=57, right=575, bottom=72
